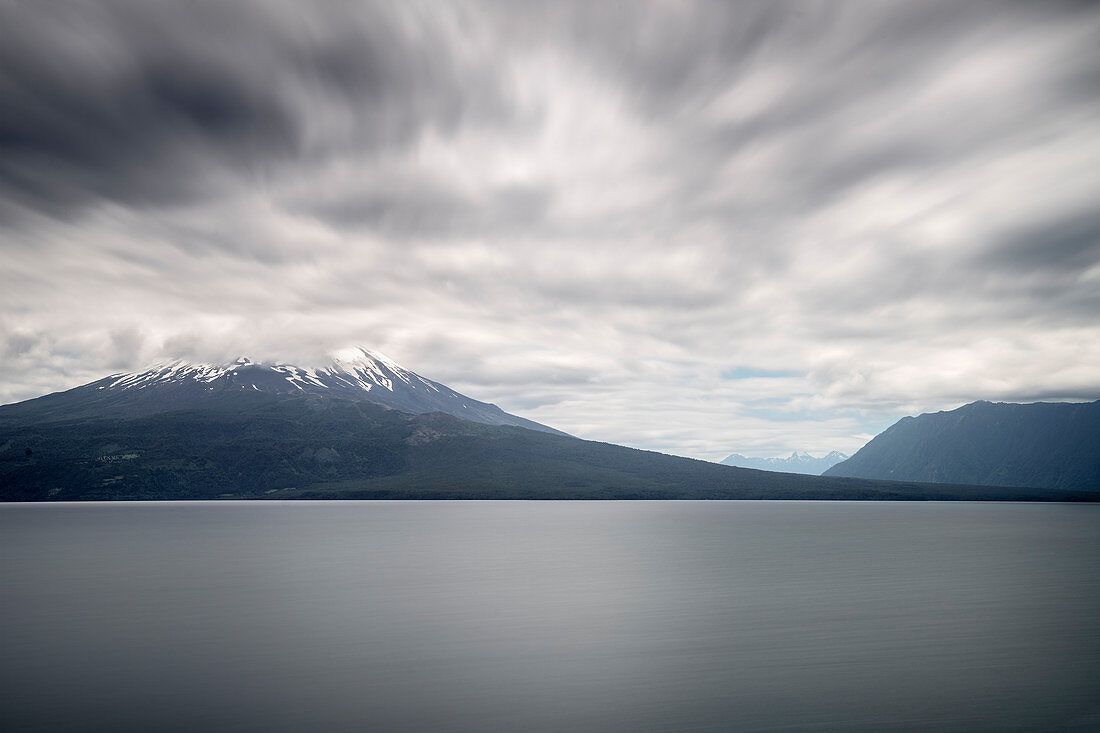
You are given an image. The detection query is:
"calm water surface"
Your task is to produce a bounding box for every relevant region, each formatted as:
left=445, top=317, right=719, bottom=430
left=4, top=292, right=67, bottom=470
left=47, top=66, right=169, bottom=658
left=2, top=501, right=1099, bottom=732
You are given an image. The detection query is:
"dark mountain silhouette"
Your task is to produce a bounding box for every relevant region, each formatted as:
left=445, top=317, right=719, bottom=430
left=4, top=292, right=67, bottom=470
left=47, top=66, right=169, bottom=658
left=824, top=400, right=1100, bottom=490
left=2, top=359, right=1097, bottom=502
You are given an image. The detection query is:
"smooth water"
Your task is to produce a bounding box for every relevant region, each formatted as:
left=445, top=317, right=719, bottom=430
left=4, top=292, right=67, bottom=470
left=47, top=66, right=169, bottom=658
left=2, top=501, right=1098, bottom=732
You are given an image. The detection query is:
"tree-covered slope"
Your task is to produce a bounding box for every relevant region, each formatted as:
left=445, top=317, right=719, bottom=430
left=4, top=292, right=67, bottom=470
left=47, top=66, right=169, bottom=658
left=2, top=393, right=1095, bottom=501
left=825, top=400, right=1100, bottom=490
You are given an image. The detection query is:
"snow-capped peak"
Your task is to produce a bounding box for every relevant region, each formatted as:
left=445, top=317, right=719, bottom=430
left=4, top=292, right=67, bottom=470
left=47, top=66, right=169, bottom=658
left=324, top=346, right=423, bottom=392
left=77, top=343, right=563, bottom=433
left=106, top=359, right=238, bottom=389
left=87, top=346, right=563, bottom=436
left=719, top=449, right=850, bottom=476
left=331, top=346, right=407, bottom=375
left=104, top=348, right=429, bottom=397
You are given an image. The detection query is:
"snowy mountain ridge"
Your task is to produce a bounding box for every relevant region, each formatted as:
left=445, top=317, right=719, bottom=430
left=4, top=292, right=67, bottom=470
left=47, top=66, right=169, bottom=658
left=102, top=347, right=444, bottom=398
left=5, top=346, right=566, bottom=436
left=719, top=450, right=849, bottom=476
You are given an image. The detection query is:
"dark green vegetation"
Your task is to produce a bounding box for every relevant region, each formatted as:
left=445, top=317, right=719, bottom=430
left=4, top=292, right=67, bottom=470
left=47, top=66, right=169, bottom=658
left=3, top=392, right=1097, bottom=501
left=826, top=400, right=1100, bottom=490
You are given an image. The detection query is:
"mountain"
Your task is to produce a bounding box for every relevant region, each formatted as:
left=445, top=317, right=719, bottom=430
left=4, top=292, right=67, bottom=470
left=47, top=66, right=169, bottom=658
left=720, top=450, right=848, bottom=475
left=2, top=361, right=1097, bottom=502
left=824, top=400, right=1100, bottom=490
left=0, top=347, right=565, bottom=436
left=2, top=391, right=1093, bottom=502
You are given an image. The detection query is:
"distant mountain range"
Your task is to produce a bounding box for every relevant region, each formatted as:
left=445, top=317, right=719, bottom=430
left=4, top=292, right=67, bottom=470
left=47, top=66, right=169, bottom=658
left=825, top=400, right=1100, bottom=491
left=720, top=450, right=848, bottom=475
left=1, top=354, right=1096, bottom=502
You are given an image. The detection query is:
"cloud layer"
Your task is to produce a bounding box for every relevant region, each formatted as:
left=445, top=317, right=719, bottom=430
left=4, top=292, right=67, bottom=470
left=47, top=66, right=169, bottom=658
left=2, top=1, right=1099, bottom=459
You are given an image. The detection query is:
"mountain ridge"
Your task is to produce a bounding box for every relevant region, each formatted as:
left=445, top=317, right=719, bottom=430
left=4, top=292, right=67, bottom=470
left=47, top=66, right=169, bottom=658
left=824, top=399, right=1100, bottom=490
left=0, top=346, right=566, bottom=436
left=720, top=450, right=849, bottom=475
left=2, top=360, right=1098, bottom=502
left=2, top=390, right=1093, bottom=502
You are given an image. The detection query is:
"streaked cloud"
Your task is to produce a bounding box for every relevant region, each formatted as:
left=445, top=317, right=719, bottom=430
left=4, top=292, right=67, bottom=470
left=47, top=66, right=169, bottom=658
left=2, top=0, right=1098, bottom=459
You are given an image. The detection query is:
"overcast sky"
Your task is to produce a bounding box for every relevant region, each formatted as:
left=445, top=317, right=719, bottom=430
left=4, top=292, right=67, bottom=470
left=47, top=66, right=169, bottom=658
left=2, top=1, right=1098, bottom=460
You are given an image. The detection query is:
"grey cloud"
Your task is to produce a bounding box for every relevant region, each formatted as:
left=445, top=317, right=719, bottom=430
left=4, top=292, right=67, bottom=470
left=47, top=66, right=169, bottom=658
left=999, top=387, right=1100, bottom=404
left=303, top=182, right=553, bottom=240
left=794, top=207, right=1100, bottom=341
left=492, top=1, right=799, bottom=114
left=541, top=1, right=1099, bottom=241
left=0, top=3, right=295, bottom=215
left=105, top=327, right=146, bottom=369
left=979, top=210, right=1100, bottom=274
left=404, top=337, right=600, bottom=391
left=571, top=1, right=1089, bottom=119
left=2, top=1, right=1099, bottom=459
left=0, top=1, right=511, bottom=219
left=2, top=329, right=41, bottom=358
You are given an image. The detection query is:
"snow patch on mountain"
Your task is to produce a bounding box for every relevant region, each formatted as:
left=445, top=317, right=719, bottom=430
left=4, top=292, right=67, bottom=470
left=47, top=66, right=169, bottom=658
left=91, top=346, right=567, bottom=436
left=719, top=450, right=849, bottom=476
left=104, top=347, right=422, bottom=396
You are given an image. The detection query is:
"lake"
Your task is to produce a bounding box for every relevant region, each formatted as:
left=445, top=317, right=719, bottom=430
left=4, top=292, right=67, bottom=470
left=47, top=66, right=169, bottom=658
left=2, top=501, right=1099, bottom=732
